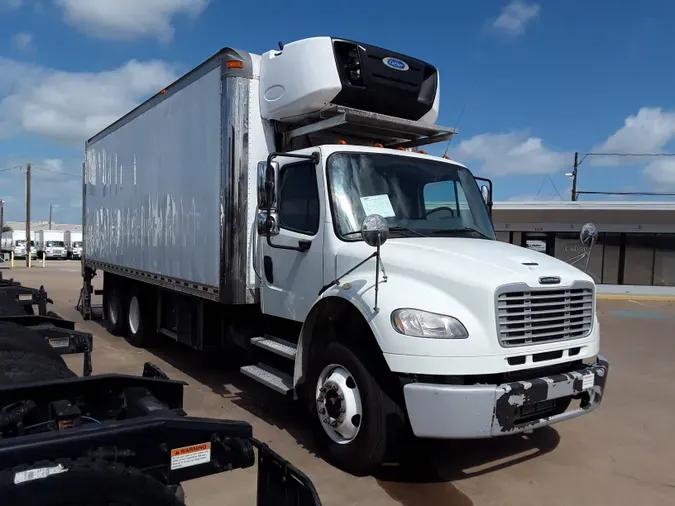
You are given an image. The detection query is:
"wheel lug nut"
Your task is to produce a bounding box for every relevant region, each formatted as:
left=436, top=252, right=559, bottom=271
left=330, top=421, right=338, bottom=427
left=319, top=387, right=327, bottom=393
left=318, top=408, right=326, bottom=414
left=323, top=418, right=329, bottom=424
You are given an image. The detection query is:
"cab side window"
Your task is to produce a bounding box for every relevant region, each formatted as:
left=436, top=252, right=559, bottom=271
left=278, top=162, right=320, bottom=235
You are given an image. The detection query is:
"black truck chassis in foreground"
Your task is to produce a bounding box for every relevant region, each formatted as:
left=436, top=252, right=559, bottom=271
left=0, top=271, right=322, bottom=506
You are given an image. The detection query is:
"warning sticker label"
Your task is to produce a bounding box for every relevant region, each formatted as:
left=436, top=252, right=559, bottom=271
left=170, top=442, right=211, bottom=470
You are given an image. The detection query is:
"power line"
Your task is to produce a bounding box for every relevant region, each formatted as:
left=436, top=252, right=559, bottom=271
left=576, top=191, right=675, bottom=197
left=32, top=167, right=79, bottom=178
left=0, top=165, right=22, bottom=174
left=586, top=152, right=675, bottom=157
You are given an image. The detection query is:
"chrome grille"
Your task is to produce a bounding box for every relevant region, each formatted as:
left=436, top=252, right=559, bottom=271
left=497, top=287, right=593, bottom=347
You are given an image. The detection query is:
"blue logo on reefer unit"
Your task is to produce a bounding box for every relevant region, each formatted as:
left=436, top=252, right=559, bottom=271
left=382, top=57, right=409, bottom=71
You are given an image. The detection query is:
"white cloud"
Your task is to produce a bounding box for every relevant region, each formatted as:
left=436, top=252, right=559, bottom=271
left=590, top=107, right=675, bottom=186
left=451, top=132, right=569, bottom=176
left=591, top=107, right=675, bottom=165
left=54, top=0, right=209, bottom=42
left=0, top=57, right=177, bottom=144
left=644, top=158, right=675, bottom=186
left=492, top=0, right=540, bottom=36
left=4, top=0, right=23, bottom=9
left=10, top=32, right=33, bottom=52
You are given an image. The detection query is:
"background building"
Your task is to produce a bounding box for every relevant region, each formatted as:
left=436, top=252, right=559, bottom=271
left=2, top=221, right=82, bottom=232
left=493, top=201, right=675, bottom=287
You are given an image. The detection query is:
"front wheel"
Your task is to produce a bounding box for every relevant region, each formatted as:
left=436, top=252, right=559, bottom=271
left=307, top=339, right=404, bottom=476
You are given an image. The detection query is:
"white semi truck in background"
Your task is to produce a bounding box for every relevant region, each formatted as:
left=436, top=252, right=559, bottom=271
left=65, top=230, right=83, bottom=259
left=79, top=37, right=609, bottom=475
left=1, top=230, right=36, bottom=260
left=36, top=230, right=67, bottom=260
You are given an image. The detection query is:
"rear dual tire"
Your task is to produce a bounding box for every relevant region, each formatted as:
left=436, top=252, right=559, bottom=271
left=105, top=283, right=153, bottom=348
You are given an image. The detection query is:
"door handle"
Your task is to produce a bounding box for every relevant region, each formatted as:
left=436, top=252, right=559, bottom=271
left=297, top=240, right=311, bottom=252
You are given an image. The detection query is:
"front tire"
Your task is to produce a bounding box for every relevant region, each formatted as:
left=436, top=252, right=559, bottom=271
left=307, top=339, right=404, bottom=476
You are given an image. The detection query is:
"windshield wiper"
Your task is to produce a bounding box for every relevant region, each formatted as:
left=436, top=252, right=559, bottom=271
left=342, top=227, right=428, bottom=239
left=428, top=227, right=491, bottom=240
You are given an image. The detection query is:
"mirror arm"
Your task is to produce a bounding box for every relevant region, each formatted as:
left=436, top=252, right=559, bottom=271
left=318, top=252, right=377, bottom=296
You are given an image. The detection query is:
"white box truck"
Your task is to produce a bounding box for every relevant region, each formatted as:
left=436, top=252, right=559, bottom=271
left=65, top=230, right=83, bottom=260
left=36, top=230, right=67, bottom=259
left=1, top=230, right=36, bottom=260
left=79, top=37, right=609, bottom=475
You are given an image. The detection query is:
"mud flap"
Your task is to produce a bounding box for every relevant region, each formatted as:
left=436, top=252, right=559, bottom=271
left=253, top=439, right=322, bottom=506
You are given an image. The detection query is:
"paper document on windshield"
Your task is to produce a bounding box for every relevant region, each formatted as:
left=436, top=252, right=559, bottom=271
left=360, top=194, right=396, bottom=218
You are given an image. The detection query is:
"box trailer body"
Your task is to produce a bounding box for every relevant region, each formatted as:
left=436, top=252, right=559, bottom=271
left=36, top=229, right=67, bottom=259
left=65, top=230, right=83, bottom=259
left=84, top=49, right=261, bottom=302
left=1, top=230, right=36, bottom=259
left=81, top=37, right=608, bottom=476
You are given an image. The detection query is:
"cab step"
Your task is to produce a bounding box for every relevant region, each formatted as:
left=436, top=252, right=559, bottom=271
left=250, top=335, right=297, bottom=360
left=240, top=363, right=293, bottom=395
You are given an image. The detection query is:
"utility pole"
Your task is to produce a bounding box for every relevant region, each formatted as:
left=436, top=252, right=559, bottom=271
left=0, top=199, right=4, bottom=234
left=571, top=151, right=579, bottom=201
left=25, top=162, right=31, bottom=267
left=49, top=203, right=52, bottom=230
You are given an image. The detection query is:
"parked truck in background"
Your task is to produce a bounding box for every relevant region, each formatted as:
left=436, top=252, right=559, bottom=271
left=65, top=230, right=83, bottom=260
left=1, top=230, right=37, bottom=260
left=79, top=37, right=609, bottom=476
left=36, top=230, right=67, bottom=260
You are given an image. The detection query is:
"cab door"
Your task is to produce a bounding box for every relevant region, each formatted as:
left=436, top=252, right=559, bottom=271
left=259, top=160, right=324, bottom=322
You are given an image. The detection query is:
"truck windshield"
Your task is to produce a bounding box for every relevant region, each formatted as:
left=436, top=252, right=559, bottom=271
left=14, top=240, right=34, bottom=247
left=46, top=241, right=64, bottom=247
left=73, top=241, right=82, bottom=247
left=326, top=152, right=495, bottom=241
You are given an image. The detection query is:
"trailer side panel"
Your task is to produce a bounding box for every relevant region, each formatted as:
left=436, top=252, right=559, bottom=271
left=84, top=66, right=223, bottom=289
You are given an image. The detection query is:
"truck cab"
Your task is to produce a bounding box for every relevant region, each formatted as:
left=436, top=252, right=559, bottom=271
left=244, top=38, right=607, bottom=474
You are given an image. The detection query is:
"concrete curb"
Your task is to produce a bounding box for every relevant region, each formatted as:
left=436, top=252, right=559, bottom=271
left=597, top=294, right=675, bottom=302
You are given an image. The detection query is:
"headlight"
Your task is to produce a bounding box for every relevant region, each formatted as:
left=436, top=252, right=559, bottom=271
left=391, top=309, right=469, bottom=339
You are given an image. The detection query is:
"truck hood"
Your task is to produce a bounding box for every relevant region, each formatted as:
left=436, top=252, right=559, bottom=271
left=336, top=237, right=592, bottom=290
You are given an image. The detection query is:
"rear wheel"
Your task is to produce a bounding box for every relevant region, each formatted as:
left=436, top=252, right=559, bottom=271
left=0, top=459, right=183, bottom=506
left=105, top=285, right=127, bottom=336
left=125, top=290, right=153, bottom=348
left=307, top=338, right=404, bottom=476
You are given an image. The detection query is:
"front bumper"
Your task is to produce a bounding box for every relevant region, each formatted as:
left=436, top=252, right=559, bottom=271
left=403, top=355, right=609, bottom=439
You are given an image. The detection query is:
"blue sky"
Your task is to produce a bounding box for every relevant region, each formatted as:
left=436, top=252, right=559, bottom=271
left=1, top=0, right=674, bottom=223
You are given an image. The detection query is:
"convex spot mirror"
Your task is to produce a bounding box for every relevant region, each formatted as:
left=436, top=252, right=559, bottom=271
left=480, top=185, right=490, bottom=205
left=580, top=222, right=598, bottom=247
left=361, top=214, right=389, bottom=247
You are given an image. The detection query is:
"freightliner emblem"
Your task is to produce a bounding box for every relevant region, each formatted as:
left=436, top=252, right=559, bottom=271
left=539, top=276, right=561, bottom=285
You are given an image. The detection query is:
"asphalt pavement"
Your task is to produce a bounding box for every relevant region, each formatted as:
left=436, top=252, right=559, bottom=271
left=3, top=261, right=674, bottom=506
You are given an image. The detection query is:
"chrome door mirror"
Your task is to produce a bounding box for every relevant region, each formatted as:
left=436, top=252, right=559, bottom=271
left=257, top=160, right=279, bottom=211
left=361, top=214, right=389, bottom=247
left=256, top=161, right=267, bottom=210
